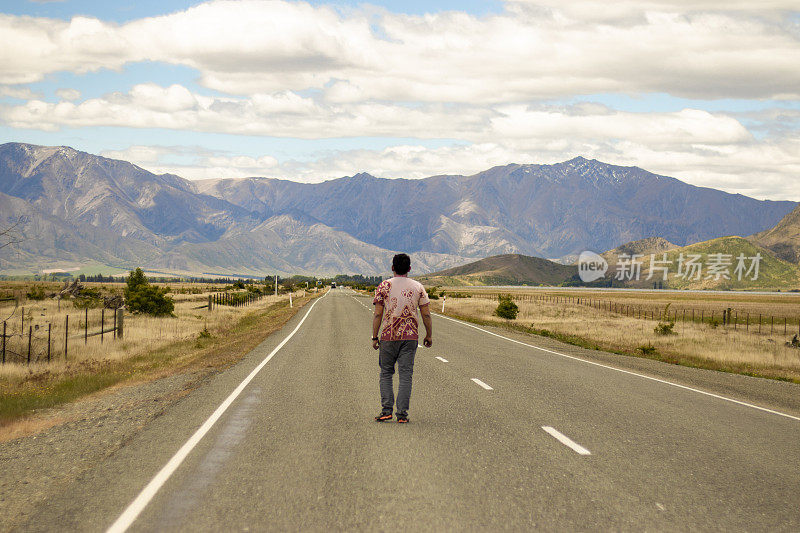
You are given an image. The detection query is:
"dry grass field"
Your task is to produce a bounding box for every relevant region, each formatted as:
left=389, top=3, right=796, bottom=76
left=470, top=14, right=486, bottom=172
left=429, top=288, right=800, bottom=383
left=0, top=280, right=320, bottom=425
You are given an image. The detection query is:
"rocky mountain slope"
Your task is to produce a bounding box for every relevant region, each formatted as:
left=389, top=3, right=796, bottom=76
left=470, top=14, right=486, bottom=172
left=0, top=142, right=795, bottom=277
left=198, top=160, right=796, bottom=259
left=749, top=204, right=800, bottom=264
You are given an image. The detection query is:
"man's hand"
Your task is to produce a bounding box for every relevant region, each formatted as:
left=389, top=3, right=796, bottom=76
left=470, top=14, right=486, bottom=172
left=372, top=302, right=384, bottom=351
left=419, top=303, right=432, bottom=348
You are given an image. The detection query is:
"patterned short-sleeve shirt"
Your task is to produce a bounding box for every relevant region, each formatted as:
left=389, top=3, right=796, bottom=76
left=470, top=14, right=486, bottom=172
left=373, top=276, right=430, bottom=341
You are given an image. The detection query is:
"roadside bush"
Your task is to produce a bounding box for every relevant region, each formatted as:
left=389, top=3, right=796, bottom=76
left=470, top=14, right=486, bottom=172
left=26, top=285, right=46, bottom=300
left=637, top=343, right=657, bottom=356
left=654, top=303, right=676, bottom=335
left=494, top=294, right=519, bottom=320
left=447, top=292, right=472, bottom=298
left=72, top=288, right=102, bottom=309
left=426, top=286, right=440, bottom=300
left=124, top=268, right=175, bottom=316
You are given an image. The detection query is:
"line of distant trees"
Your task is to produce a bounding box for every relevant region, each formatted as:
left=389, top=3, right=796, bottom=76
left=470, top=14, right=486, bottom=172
left=1, top=263, right=384, bottom=287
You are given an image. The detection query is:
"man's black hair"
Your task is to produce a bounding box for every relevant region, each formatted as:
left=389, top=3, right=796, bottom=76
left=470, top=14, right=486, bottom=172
left=392, top=253, right=411, bottom=276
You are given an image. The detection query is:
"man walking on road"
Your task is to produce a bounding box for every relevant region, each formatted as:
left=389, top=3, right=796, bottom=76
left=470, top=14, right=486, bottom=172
left=372, top=253, right=432, bottom=423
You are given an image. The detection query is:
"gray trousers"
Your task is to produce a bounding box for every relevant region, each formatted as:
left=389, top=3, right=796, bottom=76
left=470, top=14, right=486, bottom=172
left=378, top=340, right=418, bottom=417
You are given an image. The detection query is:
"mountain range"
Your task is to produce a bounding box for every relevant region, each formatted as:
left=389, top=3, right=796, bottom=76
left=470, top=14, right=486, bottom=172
left=420, top=234, right=800, bottom=290
left=0, top=142, right=796, bottom=277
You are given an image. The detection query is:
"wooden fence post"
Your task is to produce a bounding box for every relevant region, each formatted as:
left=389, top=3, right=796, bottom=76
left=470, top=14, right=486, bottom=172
left=27, top=325, right=32, bottom=365
left=64, top=315, right=69, bottom=360
left=208, top=294, right=212, bottom=312
left=101, top=309, right=105, bottom=344
left=117, top=308, right=124, bottom=339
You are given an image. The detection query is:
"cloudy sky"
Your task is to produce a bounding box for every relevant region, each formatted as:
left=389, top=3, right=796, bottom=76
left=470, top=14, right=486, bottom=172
left=1, top=0, right=798, bottom=200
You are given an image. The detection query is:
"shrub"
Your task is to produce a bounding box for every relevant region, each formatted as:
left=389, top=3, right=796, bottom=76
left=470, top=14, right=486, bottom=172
left=124, top=268, right=174, bottom=316
left=654, top=303, right=676, bottom=335
left=26, top=285, right=47, bottom=300
left=72, top=286, right=101, bottom=309
left=637, top=343, right=657, bottom=355
left=494, top=294, right=519, bottom=320
left=72, top=297, right=100, bottom=309
left=447, top=292, right=472, bottom=298
left=654, top=321, right=675, bottom=335
left=426, top=286, right=440, bottom=300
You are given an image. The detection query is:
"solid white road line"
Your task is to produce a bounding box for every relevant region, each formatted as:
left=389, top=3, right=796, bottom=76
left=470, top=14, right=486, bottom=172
left=433, top=313, right=800, bottom=423
left=471, top=378, right=494, bottom=390
left=542, top=426, right=592, bottom=456
left=107, top=291, right=329, bottom=533
left=435, top=356, right=449, bottom=363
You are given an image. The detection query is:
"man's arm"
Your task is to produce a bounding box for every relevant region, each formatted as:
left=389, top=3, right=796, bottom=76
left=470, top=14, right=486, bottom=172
left=372, top=303, right=384, bottom=350
left=419, top=303, right=432, bottom=347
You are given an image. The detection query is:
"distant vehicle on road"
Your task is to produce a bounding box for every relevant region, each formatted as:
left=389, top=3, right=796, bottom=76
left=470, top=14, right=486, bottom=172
left=331, top=282, right=337, bottom=288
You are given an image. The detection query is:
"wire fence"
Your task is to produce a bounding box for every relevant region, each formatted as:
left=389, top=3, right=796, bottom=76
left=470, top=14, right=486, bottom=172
left=461, top=292, right=800, bottom=337
left=1, top=307, right=123, bottom=365
left=0, top=289, right=307, bottom=365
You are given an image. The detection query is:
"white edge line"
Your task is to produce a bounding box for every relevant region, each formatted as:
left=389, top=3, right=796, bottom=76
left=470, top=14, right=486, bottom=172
left=542, top=426, right=591, bottom=455
left=435, top=356, right=449, bottom=363
left=433, top=312, right=800, bottom=423
left=471, top=378, right=494, bottom=390
left=107, top=291, right=329, bottom=533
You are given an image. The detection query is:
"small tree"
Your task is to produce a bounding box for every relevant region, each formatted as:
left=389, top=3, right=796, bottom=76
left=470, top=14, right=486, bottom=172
left=654, top=303, right=676, bottom=335
left=124, top=268, right=174, bottom=316
left=494, top=294, right=519, bottom=320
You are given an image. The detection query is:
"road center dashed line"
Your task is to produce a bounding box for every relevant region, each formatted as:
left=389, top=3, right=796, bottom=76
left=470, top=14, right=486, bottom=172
left=471, top=378, right=493, bottom=390
left=542, top=426, right=592, bottom=456
left=433, top=312, right=800, bottom=423
left=435, top=356, right=449, bottom=363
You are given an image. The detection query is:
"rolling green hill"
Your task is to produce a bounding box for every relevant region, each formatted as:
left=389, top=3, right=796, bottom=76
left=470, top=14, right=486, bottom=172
left=417, top=253, right=576, bottom=286
left=609, top=236, right=800, bottom=290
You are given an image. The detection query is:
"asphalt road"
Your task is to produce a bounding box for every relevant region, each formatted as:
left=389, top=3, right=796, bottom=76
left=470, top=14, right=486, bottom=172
left=22, top=288, right=800, bottom=532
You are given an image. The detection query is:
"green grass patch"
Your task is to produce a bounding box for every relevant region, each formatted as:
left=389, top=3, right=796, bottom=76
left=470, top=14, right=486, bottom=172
left=0, top=371, right=125, bottom=424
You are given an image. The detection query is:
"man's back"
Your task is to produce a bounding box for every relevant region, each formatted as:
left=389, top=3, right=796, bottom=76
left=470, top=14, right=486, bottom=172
left=373, top=276, right=429, bottom=341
